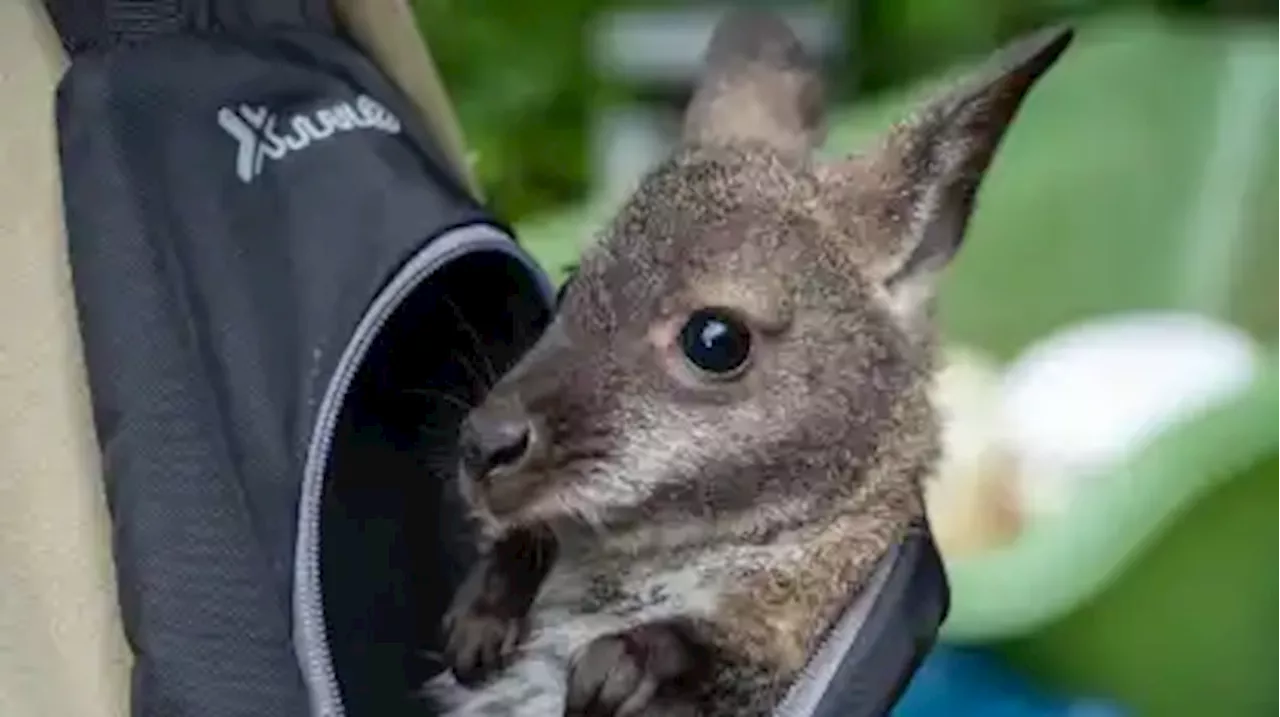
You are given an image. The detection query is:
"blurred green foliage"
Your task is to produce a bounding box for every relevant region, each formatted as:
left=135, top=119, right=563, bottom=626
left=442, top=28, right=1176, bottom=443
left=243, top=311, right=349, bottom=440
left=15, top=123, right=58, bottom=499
left=413, top=0, right=1274, bottom=223
left=412, top=0, right=603, bottom=221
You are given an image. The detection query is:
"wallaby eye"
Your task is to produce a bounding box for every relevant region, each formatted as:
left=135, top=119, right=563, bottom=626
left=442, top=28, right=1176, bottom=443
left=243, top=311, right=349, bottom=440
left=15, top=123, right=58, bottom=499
left=679, top=308, right=752, bottom=379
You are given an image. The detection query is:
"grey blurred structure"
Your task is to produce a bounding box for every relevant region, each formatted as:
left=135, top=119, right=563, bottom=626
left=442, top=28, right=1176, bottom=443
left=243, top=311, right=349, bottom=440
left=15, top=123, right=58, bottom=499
left=589, top=2, right=849, bottom=202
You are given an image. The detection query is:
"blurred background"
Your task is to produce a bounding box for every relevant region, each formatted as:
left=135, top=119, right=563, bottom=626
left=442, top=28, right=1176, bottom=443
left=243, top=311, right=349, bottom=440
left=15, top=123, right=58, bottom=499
left=411, top=2, right=1276, bottom=716
left=413, top=0, right=1271, bottom=236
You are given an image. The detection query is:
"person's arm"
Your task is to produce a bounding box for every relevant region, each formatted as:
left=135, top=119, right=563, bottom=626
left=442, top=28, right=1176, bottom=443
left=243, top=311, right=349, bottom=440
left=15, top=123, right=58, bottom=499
left=0, top=3, right=132, bottom=717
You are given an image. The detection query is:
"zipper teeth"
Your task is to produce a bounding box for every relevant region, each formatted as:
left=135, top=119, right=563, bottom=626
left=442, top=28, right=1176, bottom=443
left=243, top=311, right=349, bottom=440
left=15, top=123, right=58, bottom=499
left=772, top=544, right=899, bottom=717
left=294, top=224, right=554, bottom=717
left=299, top=391, right=346, bottom=717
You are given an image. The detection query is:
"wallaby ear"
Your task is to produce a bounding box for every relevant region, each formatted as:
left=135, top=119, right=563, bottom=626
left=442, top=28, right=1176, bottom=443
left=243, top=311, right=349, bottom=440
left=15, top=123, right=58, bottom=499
left=822, top=26, right=1073, bottom=326
left=682, top=9, right=825, bottom=156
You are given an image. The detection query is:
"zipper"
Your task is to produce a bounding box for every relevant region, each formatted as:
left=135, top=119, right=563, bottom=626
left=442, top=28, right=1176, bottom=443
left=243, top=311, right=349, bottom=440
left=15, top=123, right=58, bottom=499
left=293, top=222, right=555, bottom=717
left=772, top=543, right=901, bottom=717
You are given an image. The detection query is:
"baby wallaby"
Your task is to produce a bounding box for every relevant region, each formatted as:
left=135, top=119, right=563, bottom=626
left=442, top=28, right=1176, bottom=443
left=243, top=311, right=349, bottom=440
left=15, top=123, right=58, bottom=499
left=426, top=10, right=1072, bottom=717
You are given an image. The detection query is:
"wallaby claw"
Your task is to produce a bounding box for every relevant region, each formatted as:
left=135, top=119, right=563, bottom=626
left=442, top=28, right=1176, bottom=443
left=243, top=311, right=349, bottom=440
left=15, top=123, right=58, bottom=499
left=443, top=598, right=526, bottom=686
left=564, top=622, right=705, bottom=717
left=442, top=558, right=529, bottom=686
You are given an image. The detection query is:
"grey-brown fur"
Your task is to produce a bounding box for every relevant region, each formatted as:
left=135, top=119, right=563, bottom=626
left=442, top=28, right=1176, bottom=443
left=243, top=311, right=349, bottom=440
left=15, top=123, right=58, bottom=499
left=426, top=10, right=1072, bottom=717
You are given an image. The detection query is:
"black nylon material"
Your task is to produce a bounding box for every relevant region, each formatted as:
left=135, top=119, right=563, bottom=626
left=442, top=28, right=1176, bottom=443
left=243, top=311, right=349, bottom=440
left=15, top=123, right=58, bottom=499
left=56, top=30, right=498, bottom=717
left=44, top=0, right=335, bottom=54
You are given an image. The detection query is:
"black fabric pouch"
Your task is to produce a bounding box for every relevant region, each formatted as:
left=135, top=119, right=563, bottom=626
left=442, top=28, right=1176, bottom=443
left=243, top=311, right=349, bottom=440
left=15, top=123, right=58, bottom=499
left=47, top=2, right=554, bottom=716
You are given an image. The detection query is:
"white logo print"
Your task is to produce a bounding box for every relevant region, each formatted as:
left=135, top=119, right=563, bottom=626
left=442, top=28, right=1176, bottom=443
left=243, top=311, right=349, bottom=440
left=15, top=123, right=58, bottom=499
left=217, top=95, right=402, bottom=183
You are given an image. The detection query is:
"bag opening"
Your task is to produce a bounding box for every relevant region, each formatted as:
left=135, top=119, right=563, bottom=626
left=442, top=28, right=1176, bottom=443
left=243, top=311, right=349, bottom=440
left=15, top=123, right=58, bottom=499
left=295, top=223, right=554, bottom=717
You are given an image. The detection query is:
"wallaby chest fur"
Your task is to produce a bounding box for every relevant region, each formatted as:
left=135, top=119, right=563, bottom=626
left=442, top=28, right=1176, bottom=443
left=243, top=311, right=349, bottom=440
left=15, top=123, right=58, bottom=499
left=427, top=512, right=903, bottom=716
left=423, top=10, right=1072, bottom=717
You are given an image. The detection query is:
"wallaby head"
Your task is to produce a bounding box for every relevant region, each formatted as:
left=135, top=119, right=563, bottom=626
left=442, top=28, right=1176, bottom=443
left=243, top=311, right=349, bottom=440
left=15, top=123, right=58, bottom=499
left=458, top=12, right=1072, bottom=549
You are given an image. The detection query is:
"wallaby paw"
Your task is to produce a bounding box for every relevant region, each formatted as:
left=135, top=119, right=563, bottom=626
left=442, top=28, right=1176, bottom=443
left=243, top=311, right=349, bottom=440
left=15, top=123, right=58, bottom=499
left=442, top=574, right=528, bottom=686
left=564, top=622, right=705, bottom=717
left=443, top=605, right=524, bottom=686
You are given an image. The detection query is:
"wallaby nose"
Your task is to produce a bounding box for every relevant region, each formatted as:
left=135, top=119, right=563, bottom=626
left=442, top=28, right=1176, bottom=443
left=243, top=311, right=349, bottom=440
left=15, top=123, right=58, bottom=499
left=459, top=405, right=535, bottom=480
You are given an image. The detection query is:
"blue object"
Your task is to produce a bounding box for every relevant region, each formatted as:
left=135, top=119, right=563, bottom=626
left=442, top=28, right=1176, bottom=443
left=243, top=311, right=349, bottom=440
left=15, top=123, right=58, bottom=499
left=892, top=645, right=1129, bottom=717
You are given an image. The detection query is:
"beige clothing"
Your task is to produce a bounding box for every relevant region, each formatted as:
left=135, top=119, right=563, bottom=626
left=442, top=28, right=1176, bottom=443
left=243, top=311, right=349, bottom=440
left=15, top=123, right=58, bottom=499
left=0, top=2, right=474, bottom=715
